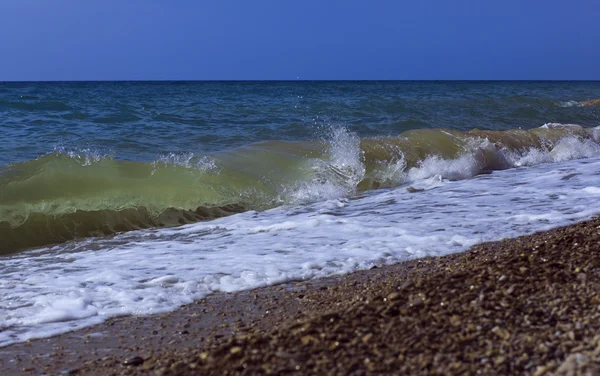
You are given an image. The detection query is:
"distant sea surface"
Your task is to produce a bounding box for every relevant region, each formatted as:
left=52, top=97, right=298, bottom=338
left=2, top=81, right=600, bottom=166
left=1, top=81, right=600, bottom=346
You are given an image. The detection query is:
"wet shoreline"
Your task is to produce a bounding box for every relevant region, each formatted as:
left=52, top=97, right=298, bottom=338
left=2, top=217, right=600, bottom=375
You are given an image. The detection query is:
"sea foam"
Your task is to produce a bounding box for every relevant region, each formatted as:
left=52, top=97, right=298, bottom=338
left=2, top=155, right=600, bottom=346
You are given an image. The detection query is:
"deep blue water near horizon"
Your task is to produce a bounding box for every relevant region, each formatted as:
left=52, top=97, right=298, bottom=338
left=2, top=80, right=600, bottom=166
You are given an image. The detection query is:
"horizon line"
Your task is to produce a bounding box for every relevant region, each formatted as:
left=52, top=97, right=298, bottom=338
left=1, top=79, right=600, bottom=83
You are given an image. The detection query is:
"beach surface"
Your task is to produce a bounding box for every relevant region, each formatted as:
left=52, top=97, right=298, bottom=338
left=2, top=217, right=600, bottom=375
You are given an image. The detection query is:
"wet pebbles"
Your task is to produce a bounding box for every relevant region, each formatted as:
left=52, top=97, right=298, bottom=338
left=4, top=218, right=600, bottom=375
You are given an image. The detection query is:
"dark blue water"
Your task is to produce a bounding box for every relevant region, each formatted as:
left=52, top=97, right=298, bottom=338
left=2, top=81, right=600, bottom=166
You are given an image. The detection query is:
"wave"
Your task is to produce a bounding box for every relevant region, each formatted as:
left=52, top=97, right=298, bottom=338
left=2, top=124, right=600, bottom=254
left=559, top=99, right=600, bottom=107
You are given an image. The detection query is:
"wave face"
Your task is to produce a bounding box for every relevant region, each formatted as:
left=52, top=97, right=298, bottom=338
left=2, top=124, right=600, bottom=253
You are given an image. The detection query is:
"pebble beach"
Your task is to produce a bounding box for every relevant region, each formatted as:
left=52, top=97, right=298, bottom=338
left=2, top=217, right=600, bottom=375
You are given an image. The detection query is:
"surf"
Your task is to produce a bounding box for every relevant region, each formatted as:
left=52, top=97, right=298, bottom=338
left=1, top=124, right=600, bottom=254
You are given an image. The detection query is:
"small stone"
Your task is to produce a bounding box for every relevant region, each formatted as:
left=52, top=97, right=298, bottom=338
left=449, top=315, right=461, bottom=327
left=555, top=353, right=588, bottom=375
left=386, top=292, right=401, bottom=301
left=275, top=351, right=294, bottom=359
left=123, top=356, right=144, bottom=366
left=301, top=335, right=316, bottom=345
left=491, top=326, right=510, bottom=340
left=537, top=343, right=549, bottom=354
left=397, top=280, right=414, bottom=290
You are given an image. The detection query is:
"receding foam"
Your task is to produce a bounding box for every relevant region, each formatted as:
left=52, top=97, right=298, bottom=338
left=2, top=155, right=600, bottom=346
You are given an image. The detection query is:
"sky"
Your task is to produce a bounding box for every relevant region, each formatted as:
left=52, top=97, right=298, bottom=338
left=1, top=0, right=599, bottom=81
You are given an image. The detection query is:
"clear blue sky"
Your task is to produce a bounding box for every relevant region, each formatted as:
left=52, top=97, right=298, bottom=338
left=1, top=0, right=599, bottom=81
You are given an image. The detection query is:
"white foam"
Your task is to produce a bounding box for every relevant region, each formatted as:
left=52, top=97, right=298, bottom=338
left=551, top=137, right=600, bottom=161
left=540, top=122, right=582, bottom=129
left=406, top=152, right=483, bottom=182
left=152, top=152, right=218, bottom=172
left=368, top=137, right=498, bottom=188
left=583, top=187, right=600, bottom=194
left=559, top=100, right=579, bottom=108
left=2, top=157, right=600, bottom=347
left=52, top=147, right=110, bottom=166
left=505, top=136, right=600, bottom=167
left=280, top=127, right=365, bottom=204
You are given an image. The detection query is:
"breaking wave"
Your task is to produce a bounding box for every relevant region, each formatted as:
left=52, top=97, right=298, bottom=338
left=2, top=124, right=600, bottom=254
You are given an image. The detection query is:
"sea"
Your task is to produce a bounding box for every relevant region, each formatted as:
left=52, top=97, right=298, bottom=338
left=1, top=81, right=600, bottom=347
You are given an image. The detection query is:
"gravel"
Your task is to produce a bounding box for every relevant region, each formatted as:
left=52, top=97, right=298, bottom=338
left=3, top=218, right=600, bottom=375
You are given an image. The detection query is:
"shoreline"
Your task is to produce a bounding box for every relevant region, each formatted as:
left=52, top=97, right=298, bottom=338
left=2, top=218, right=600, bottom=375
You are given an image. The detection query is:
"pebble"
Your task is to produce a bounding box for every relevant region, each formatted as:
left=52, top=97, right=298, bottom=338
left=123, top=355, right=144, bottom=366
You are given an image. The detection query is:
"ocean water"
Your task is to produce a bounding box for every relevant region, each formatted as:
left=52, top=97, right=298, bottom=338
left=1, top=81, right=600, bottom=346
